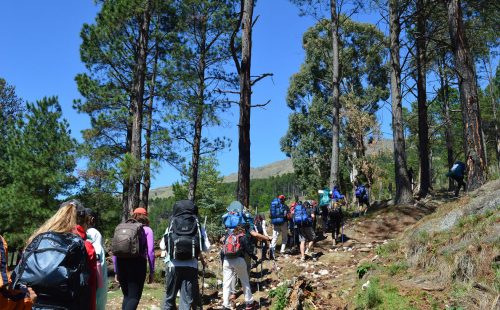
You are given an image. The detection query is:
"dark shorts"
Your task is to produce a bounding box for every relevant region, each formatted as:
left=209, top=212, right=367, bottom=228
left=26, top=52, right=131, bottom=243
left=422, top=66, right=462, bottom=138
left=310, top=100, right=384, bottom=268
left=298, top=226, right=315, bottom=242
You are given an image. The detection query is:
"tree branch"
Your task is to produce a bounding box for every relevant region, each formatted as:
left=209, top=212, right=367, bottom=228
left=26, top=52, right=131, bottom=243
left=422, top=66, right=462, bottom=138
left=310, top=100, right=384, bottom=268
left=250, top=73, right=273, bottom=86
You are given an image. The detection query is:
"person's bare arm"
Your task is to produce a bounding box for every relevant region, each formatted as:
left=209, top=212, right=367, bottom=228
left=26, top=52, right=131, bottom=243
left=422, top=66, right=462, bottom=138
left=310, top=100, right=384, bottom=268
left=249, top=230, right=271, bottom=242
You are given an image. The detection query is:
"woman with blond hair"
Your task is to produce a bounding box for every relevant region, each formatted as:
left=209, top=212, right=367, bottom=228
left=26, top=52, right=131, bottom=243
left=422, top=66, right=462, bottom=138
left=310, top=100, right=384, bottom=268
left=11, top=199, right=97, bottom=310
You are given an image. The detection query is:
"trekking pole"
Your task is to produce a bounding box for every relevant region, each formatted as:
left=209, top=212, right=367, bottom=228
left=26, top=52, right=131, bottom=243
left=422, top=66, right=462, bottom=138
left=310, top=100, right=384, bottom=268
left=202, top=264, right=206, bottom=300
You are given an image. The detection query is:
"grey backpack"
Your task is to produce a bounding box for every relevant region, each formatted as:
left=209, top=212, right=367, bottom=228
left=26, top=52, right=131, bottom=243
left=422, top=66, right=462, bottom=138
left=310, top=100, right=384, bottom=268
left=112, top=219, right=145, bottom=258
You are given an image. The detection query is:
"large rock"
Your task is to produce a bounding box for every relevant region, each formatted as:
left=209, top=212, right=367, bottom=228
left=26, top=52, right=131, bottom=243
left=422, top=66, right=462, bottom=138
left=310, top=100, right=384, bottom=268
left=415, top=180, right=500, bottom=235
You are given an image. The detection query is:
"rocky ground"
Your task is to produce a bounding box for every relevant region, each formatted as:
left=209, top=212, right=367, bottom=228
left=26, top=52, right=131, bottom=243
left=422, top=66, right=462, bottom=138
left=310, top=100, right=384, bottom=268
left=107, top=183, right=499, bottom=309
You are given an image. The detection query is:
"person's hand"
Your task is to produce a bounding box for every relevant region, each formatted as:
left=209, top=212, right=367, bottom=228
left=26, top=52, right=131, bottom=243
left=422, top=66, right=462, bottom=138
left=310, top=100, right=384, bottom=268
left=28, top=287, right=37, bottom=301
left=148, top=273, right=154, bottom=284
left=115, top=275, right=119, bottom=283
left=267, top=236, right=272, bottom=242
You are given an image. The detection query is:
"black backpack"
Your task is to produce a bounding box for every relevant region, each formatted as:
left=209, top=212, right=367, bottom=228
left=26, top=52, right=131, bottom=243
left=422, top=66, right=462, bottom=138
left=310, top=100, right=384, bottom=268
left=11, top=232, right=91, bottom=309
left=164, top=200, right=202, bottom=260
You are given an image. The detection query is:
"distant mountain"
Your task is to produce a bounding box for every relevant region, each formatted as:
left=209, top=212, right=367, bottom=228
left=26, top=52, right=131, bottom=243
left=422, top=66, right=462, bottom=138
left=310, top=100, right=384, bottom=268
left=150, top=159, right=294, bottom=199
left=150, top=139, right=392, bottom=199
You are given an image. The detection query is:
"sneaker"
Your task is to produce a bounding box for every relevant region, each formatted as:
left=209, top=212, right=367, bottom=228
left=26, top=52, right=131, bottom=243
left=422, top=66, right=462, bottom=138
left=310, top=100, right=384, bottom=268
left=300, top=256, right=305, bottom=261
left=305, top=248, right=309, bottom=255
left=245, top=301, right=258, bottom=310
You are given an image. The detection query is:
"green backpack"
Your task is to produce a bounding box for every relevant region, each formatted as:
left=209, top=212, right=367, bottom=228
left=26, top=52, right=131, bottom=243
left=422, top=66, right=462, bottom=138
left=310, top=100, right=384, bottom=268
left=319, top=187, right=331, bottom=207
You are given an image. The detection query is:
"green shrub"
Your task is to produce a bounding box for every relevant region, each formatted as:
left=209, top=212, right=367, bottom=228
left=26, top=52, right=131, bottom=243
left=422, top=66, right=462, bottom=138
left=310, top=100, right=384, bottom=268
left=357, top=263, right=375, bottom=279
left=269, top=283, right=289, bottom=310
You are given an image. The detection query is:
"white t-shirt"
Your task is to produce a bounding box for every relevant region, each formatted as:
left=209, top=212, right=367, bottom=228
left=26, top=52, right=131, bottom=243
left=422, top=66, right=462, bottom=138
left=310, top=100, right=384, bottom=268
left=159, top=226, right=208, bottom=269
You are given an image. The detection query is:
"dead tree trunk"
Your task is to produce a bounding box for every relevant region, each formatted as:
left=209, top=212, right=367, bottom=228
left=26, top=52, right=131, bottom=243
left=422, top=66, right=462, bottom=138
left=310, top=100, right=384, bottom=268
left=416, top=0, right=431, bottom=197
left=389, top=0, right=413, bottom=204
left=234, top=0, right=253, bottom=207
left=329, top=0, right=340, bottom=189
left=446, top=0, right=487, bottom=191
left=128, top=0, right=152, bottom=212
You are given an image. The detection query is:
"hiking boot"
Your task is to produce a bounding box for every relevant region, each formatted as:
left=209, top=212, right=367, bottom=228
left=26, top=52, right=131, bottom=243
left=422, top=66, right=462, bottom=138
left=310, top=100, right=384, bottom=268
left=245, top=301, right=258, bottom=310
left=270, top=249, right=276, bottom=260
left=300, top=256, right=306, bottom=261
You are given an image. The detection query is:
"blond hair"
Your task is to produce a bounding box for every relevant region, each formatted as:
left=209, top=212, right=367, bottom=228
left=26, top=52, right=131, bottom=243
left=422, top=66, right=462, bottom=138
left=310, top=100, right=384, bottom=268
left=26, top=203, right=77, bottom=247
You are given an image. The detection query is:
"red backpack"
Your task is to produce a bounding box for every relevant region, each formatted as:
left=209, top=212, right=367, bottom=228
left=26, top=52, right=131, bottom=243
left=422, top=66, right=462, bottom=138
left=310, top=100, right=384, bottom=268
left=223, top=232, right=245, bottom=259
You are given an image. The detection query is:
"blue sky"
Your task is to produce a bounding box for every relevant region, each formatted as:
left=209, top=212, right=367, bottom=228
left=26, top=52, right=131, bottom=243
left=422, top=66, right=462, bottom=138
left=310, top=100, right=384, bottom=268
left=0, top=0, right=406, bottom=189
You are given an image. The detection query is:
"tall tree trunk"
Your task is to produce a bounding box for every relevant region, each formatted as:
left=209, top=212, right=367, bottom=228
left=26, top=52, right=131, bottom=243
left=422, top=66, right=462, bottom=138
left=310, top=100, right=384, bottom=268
left=438, top=55, right=454, bottom=191
left=141, top=35, right=159, bottom=210
left=122, top=118, right=132, bottom=222
left=329, top=0, right=340, bottom=189
left=188, top=18, right=207, bottom=202
left=389, top=0, right=413, bottom=204
left=416, top=0, right=431, bottom=197
left=128, top=1, right=151, bottom=211
left=236, top=0, right=253, bottom=207
left=446, top=0, right=487, bottom=191
left=485, top=58, right=500, bottom=171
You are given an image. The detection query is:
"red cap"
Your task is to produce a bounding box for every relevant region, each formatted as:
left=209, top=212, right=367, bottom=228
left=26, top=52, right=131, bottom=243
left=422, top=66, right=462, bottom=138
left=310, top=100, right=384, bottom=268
left=133, top=207, right=148, bottom=216
left=278, top=195, right=286, bottom=200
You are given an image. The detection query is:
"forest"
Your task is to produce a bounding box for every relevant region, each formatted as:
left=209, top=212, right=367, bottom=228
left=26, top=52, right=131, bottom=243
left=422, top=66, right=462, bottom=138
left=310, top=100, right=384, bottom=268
left=0, top=0, right=498, bottom=253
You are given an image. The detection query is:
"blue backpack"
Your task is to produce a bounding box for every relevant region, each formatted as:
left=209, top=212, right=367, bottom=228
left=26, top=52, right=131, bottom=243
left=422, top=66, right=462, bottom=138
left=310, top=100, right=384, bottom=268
left=293, top=204, right=310, bottom=225
left=355, top=185, right=367, bottom=199
left=270, top=198, right=286, bottom=225
left=224, top=211, right=244, bottom=229
left=450, top=161, right=465, bottom=177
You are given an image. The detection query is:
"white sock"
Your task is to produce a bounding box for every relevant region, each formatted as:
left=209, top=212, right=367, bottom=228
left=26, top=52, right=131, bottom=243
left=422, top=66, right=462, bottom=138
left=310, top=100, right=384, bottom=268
left=280, top=244, right=286, bottom=253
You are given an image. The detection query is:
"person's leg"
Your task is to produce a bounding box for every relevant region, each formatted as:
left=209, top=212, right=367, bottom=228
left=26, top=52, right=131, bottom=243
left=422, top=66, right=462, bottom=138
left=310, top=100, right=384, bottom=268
left=122, top=257, right=147, bottom=310
left=280, top=223, right=288, bottom=253
left=270, top=225, right=280, bottom=256
left=116, top=259, right=130, bottom=309
left=163, top=266, right=181, bottom=310
left=261, top=241, right=268, bottom=260
left=178, top=267, right=201, bottom=310
left=298, top=229, right=305, bottom=259
left=222, top=260, right=236, bottom=308
left=233, top=258, right=254, bottom=305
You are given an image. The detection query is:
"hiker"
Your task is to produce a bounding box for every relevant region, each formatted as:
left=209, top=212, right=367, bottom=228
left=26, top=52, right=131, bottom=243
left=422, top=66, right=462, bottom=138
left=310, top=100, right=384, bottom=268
left=310, top=200, right=320, bottom=234
left=355, top=182, right=370, bottom=216
left=295, top=201, right=315, bottom=261
left=221, top=201, right=270, bottom=304
left=11, top=199, right=95, bottom=310
left=254, top=214, right=270, bottom=261
left=86, top=208, right=108, bottom=310
left=113, top=207, right=155, bottom=310
left=332, top=185, right=347, bottom=206
left=407, top=167, right=415, bottom=191
left=318, top=187, right=332, bottom=235
left=0, top=234, right=33, bottom=310
left=287, top=202, right=299, bottom=250
left=160, top=200, right=207, bottom=310
left=74, top=204, right=98, bottom=310
left=222, top=224, right=259, bottom=310
left=269, top=195, right=289, bottom=259
left=446, top=160, right=466, bottom=197
left=329, top=201, right=343, bottom=245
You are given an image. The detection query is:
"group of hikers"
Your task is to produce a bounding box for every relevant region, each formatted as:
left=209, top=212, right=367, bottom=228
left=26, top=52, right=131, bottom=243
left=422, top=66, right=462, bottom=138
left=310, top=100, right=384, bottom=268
left=0, top=162, right=467, bottom=310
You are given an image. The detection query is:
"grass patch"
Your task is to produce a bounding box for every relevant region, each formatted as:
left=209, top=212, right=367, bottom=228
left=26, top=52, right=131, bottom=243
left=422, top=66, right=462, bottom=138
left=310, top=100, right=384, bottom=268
left=375, top=240, right=400, bottom=258
left=269, top=282, right=289, bottom=310
left=387, top=261, right=409, bottom=276
left=355, top=278, right=415, bottom=310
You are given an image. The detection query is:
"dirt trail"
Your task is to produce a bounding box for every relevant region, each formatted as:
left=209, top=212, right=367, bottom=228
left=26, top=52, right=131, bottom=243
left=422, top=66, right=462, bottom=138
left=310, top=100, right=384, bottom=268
left=107, top=201, right=439, bottom=309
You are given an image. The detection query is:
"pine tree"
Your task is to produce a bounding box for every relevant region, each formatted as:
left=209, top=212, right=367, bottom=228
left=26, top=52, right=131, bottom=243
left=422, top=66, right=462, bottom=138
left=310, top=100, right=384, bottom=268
left=0, top=97, right=77, bottom=248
